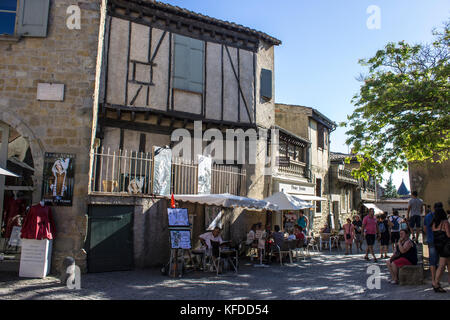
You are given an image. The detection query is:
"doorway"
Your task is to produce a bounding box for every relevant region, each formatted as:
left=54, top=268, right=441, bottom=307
left=86, top=205, right=134, bottom=273
left=0, top=122, right=35, bottom=272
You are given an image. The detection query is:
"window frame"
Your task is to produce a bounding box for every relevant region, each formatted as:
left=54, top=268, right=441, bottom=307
left=315, top=178, right=322, bottom=213
left=0, top=0, right=18, bottom=36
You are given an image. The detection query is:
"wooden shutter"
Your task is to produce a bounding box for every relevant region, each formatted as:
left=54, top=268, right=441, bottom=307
left=173, top=34, right=204, bottom=93
left=260, top=68, right=272, bottom=101
left=16, top=0, right=50, bottom=37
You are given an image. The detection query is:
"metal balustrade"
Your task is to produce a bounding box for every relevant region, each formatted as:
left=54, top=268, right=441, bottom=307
left=89, top=147, right=247, bottom=196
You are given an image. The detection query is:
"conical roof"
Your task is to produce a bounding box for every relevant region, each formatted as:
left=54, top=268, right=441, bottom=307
left=397, top=180, right=410, bottom=196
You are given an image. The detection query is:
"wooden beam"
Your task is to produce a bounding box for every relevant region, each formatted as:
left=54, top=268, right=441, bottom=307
left=224, top=45, right=252, bottom=123
left=107, top=1, right=260, bottom=52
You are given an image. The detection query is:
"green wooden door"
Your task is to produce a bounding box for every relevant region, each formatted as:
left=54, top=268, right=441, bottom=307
left=86, top=206, right=134, bottom=273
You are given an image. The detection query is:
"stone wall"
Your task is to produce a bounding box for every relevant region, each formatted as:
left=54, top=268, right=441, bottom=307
left=0, top=0, right=102, bottom=273
left=409, top=159, right=450, bottom=210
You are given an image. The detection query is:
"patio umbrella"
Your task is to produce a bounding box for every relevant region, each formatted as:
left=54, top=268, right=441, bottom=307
left=0, top=166, right=20, bottom=177
left=170, top=193, right=279, bottom=211
left=263, top=191, right=314, bottom=211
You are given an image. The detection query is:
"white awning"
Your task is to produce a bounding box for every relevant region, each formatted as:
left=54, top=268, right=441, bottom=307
left=263, top=191, right=315, bottom=211
left=0, top=166, right=20, bottom=177
left=171, top=193, right=278, bottom=211
left=363, top=203, right=384, bottom=214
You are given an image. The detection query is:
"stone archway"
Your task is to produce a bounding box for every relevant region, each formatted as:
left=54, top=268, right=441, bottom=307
left=0, top=107, right=45, bottom=203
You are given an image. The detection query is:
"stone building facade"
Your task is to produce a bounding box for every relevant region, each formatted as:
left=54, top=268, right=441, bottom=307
left=409, top=159, right=450, bottom=210
left=0, top=0, right=102, bottom=273
left=329, top=152, right=378, bottom=229
left=274, top=104, right=336, bottom=233
left=84, top=0, right=280, bottom=271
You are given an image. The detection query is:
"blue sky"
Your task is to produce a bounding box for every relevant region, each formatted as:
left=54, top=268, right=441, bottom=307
left=163, top=0, right=450, bottom=189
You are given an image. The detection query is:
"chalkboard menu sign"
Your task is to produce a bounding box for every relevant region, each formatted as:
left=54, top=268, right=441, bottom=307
left=170, top=230, right=192, bottom=249
left=168, top=208, right=189, bottom=227
left=167, top=208, right=191, bottom=250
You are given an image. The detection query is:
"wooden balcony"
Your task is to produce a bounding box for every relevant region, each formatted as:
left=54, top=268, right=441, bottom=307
left=337, top=168, right=359, bottom=185
left=277, top=159, right=309, bottom=180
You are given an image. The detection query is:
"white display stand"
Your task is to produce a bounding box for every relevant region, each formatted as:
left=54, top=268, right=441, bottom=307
left=19, top=239, right=53, bottom=278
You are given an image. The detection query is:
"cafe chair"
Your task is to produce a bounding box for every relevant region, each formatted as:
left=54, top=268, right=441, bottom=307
left=294, top=239, right=308, bottom=261
left=306, top=237, right=319, bottom=255
left=319, top=233, right=332, bottom=252
left=273, top=241, right=293, bottom=266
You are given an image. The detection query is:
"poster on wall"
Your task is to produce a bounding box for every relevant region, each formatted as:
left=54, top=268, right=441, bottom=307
left=170, top=230, right=191, bottom=249
left=197, top=155, right=211, bottom=194
left=152, top=147, right=172, bottom=196
left=42, top=153, right=75, bottom=206
left=167, top=208, right=189, bottom=227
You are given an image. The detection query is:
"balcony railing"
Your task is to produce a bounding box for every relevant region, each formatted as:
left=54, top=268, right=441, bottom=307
left=337, top=168, right=359, bottom=185
left=277, top=159, right=308, bottom=179
left=89, top=147, right=246, bottom=196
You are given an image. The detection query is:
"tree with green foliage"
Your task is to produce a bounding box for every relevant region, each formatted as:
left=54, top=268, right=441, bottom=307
left=383, top=175, right=398, bottom=199
left=342, top=20, right=450, bottom=181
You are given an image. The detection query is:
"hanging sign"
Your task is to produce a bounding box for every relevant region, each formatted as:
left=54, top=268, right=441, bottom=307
left=197, top=155, right=212, bottom=194
left=152, top=147, right=172, bottom=196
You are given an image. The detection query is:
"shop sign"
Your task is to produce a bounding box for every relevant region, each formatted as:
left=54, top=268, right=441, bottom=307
left=279, top=182, right=314, bottom=195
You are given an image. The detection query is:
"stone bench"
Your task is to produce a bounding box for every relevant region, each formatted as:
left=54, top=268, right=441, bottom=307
left=399, top=265, right=423, bottom=285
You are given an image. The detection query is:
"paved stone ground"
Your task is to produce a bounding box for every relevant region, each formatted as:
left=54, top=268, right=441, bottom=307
left=1, top=248, right=449, bottom=300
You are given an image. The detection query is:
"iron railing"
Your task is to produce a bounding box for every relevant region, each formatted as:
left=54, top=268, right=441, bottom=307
left=90, top=147, right=247, bottom=196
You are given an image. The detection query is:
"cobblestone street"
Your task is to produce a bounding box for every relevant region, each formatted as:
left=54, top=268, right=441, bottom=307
left=1, top=251, right=449, bottom=300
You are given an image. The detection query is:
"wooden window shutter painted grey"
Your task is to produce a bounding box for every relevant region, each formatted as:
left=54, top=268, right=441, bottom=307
left=260, top=68, right=272, bottom=101
left=16, top=0, right=50, bottom=37
left=173, top=34, right=204, bottom=93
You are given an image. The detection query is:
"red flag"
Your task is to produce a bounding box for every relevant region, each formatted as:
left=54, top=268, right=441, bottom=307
left=170, top=194, right=176, bottom=208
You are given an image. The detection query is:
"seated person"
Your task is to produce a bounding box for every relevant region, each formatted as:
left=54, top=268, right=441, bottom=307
left=271, top=225, right=285, bottom=251
left=287, top=229, right=296, bottom=241
left=294, top=225, right=306, bottom=246
left=199, top=227, right=227, bottom=253
left=246, top=224, right=257, bottom=246
left=386, top=229, right=418, bottom=285
left=320, top=223, right=331, bottom=234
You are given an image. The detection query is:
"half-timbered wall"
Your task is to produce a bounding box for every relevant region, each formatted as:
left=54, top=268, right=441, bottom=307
left=104, top=17, right=262, bottom=125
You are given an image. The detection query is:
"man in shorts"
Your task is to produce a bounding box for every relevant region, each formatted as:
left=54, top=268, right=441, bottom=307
left=407, top=191, right=425, bottom=242
left=362, top=208, right=379, bottom=262
left=388, top=210, right=402, bottom=253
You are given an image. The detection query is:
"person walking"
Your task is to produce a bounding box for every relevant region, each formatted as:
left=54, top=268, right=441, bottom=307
left=407, top=191, right=425, bottom=242
left=352, top=215, right=363, bottom=253
left=423, top=202, right=441, bottom=293
left=388, top=210, right=402, bottom=254
left=431, top=206, right=450, bottom=293
left=378, top=214, right=390, bottom=259
left=363, top=208, right=379, bottom=262
left=343, top=218, right=355, bottom=255
left=386, top=229, right=418, bottom=284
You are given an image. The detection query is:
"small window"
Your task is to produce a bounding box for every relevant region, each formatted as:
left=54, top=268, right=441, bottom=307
left=260, top=68, right=272, bottom=101
left=0, top=0, right=18, bottom=35
left=317, top=124, right=325, bottom=149
left=316, top=178, right=322, bottom=213
left=0, top=0, right=50, bottom=37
